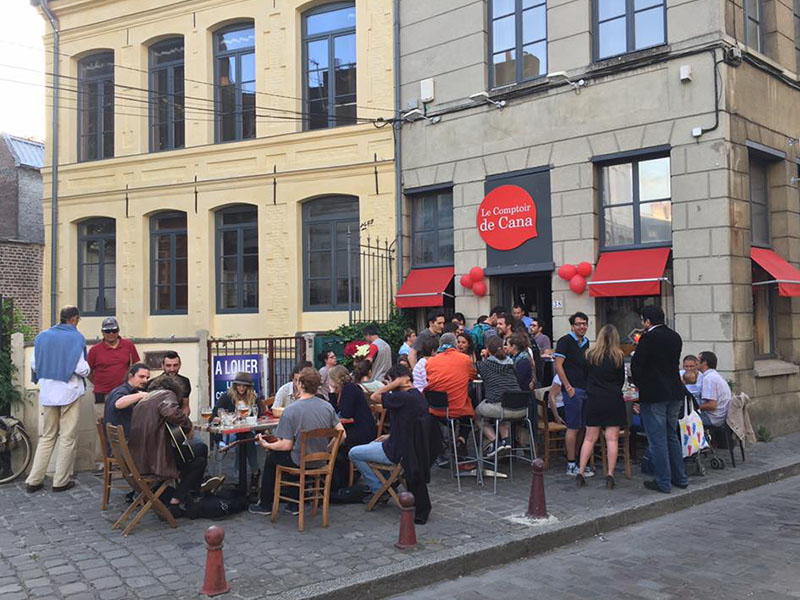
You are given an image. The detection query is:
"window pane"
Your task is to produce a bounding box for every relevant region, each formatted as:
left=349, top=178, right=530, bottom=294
left=154, top=213, right=186, bottom=231
left=603, top=163, right=633, bottom=205
left=309, top=279, right=332, bottom=305
left=155, top=260, right=171, bottom=286
left=104, top=292, right=116, bottom=313
left=155, top=286, right=171, bottom=311
left=598, top=0, right=626, bottom=20
left=218, top=57, right=236, bottom=85
left=522, top=41, right=547, bottom=79
left=523, top=0, right=545, bottom=7
left=415, top=232, right=436, bottom=264
left=639, top=200, right=672, bottom=243
left=439, top=227, right=454, bottom=264
left=243, top=255, right=258, bottom=279
left=242, top=228, right=258, bottom=254
left=220, top=284, right=238, bottom=309
left=85, top=219, right=115, bottom=236
left=335, top=221, right=358, bottom=249
left=307, top=197, right=358, bottom=220
left=604, top=206, right=635, bottom=246
left=82, top=264, right=99, bottom=288
left=493, top=14, right=516, bottom=52
left=217, top=26, right=255, bottom=52
left=221, top=207, right=257, bottom=226
left=308, top=70, right=328, bottom=101
left=336, top=276, right=358, bottom=306
left=103, top=132, right=114, bottom=158
left=438, top=194, right=454, bottom=229
left=242, top=283, right=258, bottom=308
left=82, top=288, right=100, bottom=313
left=751, top=200, right=769, bottom=245
left=175, top=284, right=188, bottom=310
left=634, top=0, right=662, bottom=9
left=639, top=157, right=671, bottom=201
left=750, top=162, right=769, bottom=245
left=493, top=0, right=515, bottom=18
left=156, top=235, right=171, bottom=259
left=176, top=258, right=188, bottom=285
left=242, top=84, right=256, bottom=139
left=308, top=99, right=328, bottom=130
left=334, top=34, right=356, bottom=66
left=598, top=17, right=627, bottom=59
left=221, top=257, right=238, bottom=282
left=523, top=6, right=547, bottom=44
left=309, top=224, right=332, bottom=250
left=747, top=18, right=761, bottom=49
left=335, top=65, right=357, bottom=98
left=222, top=230, right=239, bottom=255
left=746, top=0, right=759, bottom=19
left=752, top=284, right=772, bottom=356
left=152, top=38, right=183, bottom=66
left=634, top=6, right=665, bottom=50
left=308, top=39, right=329, bottom=70
left=103, top=239, right=116, bottom=262
left=494, top=50, right=517, bottom=87
left=412, top=200, right=427, bottom=232
left=104, top=263, right=116, bottom=288
left=309, top=251, right=332, bottom=278
left=306, top=6, right=356, bottom=36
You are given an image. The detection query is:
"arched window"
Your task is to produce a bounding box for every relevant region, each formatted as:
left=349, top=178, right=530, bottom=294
left=214, top=23, right=256, bottom=142
left=78, top=218, right=116, bottom=314
left=78, top=52, right=114, bottom=161
left=215, top=205, right=258, bottom=312
left=303, top=196, right=359, bottom=310
left=150, top=37, right=185, bottom=151
left=302, top=3, right=357, bottom=130
left=150, top=211, right=188, bottom=314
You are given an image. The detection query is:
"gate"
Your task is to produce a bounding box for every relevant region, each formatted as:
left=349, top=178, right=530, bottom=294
left=346, top=233, right=395, bottom=325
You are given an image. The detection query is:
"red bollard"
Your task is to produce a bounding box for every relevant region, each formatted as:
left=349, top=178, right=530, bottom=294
left=395, top=491, right=417, bottom=549
left=201, top=525, right=231, bottom=597
left=526, top=458, right=548, bottom=519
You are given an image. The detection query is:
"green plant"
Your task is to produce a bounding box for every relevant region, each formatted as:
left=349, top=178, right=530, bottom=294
left=0, top=307, right=30, bottom=414
left=326, top=310, right=413, bottom=369
left=756, top=425, right=773, bottom=443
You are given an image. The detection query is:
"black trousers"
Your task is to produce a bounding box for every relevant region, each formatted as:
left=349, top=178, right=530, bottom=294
left=174, top=441, right=208, bottom=503
left=258, top=450, right=298, bottom=508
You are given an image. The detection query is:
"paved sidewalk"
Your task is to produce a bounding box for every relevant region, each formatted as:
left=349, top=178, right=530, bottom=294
left=1, top=433, right=799, bottom=600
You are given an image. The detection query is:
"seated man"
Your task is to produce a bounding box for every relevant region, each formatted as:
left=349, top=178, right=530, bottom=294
left=128, top=377, right=209, bottom=517
left=273, top=361, right=312, bottom=409
left=248, top=367, right=345, bottom=515
left=104, top=362, right=150, bottom=442
left=349, top=364, right=428, bottom=503
left=424, top=332, right=477, bottom=420
left=697, top=351, right=731, bottom=427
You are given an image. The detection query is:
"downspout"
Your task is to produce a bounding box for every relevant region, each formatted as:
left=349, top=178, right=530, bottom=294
left=36, top=0, right=60, bottom=326
left=393, top=0, right=403, bottom=289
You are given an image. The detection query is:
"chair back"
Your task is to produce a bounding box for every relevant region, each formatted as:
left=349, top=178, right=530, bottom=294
left=424, top=390, right=449, bottom=411
left=298, top=427, right=343, bottom=473
left=372, top=404, right=388, bottom=436
left=501, top=391, right=530, bottom=411
left=96, top=417, right=111, bottom=458
left=534, top=386, right=551, bottom=422
left=106, top=423, right=145, bottom=483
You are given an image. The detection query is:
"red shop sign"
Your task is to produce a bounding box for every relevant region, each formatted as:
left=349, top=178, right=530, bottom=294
left=477, top=185, right=538, bottom=251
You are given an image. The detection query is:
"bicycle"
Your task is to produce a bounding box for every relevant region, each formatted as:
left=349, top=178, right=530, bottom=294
left=0, top=416, right=32, bottom=484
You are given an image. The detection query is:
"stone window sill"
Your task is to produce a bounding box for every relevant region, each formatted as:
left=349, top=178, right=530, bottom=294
left=753, top=359, right=799, bottom=378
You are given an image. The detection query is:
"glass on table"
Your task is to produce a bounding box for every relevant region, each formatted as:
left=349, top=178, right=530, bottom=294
left=236, top=401, right=249, bottom=420
left=200, top=406, right=213, bottom=422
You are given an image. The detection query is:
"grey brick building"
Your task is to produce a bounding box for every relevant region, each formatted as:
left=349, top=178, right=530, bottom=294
left=394, top=0, right=800, bottom=435
left=0, top=133, right=44, bottom=333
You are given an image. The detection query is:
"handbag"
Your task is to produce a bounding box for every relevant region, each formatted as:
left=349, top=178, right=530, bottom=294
left=679, top=393, right=709, bottom=458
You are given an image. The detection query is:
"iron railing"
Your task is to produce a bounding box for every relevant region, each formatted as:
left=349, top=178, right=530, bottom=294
left=346, top=232, right=395, bottom=324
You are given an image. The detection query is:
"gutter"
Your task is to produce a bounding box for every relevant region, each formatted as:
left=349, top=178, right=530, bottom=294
left=393, top=0, right=403, bottom=289
left=32, top=0, right=60, bottom=326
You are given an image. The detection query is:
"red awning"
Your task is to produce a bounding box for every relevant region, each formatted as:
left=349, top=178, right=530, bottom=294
left=589, top=247, right=671, bottom=297
left=751, top=247, right=800, bottom=297
left=395, top=267, right=454, bottom=308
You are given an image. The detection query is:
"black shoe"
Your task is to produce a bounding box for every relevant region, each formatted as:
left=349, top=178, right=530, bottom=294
left=576, top=473, right=586, bottom=487
left=362, top=491, right=390, bottom=505
left=52, top=481, right=75, bottom=492
left=167, top=503, right=185, bottom=518
left=672, top=481, right=689, bottom=489
left=606, top=475, right=615, bottom=490
left=26, top=483, right=44, bottom=493
left=643, top=480, right=670, bottom=494
left=434, top=455, right=450, bottom=469
left=248, top=503, right=272, bottom=516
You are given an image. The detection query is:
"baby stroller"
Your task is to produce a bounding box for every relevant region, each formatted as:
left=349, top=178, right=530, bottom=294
left=683, top=388, right=726, bottom=476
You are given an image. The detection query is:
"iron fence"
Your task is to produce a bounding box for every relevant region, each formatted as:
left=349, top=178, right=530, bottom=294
left=346, top=233, right=395, bottom=325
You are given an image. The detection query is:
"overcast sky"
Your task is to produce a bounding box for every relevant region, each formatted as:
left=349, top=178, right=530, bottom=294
left=0, top=0, right=45, bottom=141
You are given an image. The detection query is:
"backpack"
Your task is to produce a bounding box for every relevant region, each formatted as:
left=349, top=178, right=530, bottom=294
left=471, top=323, right=492, bottom=353
left=185, top=488, right=247, bottom=520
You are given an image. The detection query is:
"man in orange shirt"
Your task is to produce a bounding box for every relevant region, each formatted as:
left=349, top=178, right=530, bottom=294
left=425, top=333, right=476, bottom=419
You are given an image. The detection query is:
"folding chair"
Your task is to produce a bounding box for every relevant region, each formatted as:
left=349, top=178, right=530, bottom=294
left=365, top=462, right=404, bottom=511
left=534, top=387, right=566, bottom=468
left=105, top=424, right=177, bottom=536
left=272, top=428, right=344, bottom=532
left=425, top=390, right=482, bottom=491
left=95, top=418, right=126, bottom=510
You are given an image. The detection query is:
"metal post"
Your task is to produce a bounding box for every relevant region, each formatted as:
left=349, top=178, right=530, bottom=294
left=347, top=225, right=353, bottom=325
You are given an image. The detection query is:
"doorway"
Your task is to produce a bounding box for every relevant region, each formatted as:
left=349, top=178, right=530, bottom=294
left=499, top=273, right=552, bottom=339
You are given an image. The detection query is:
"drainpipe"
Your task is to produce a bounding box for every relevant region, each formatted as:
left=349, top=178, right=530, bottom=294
left=393, top=0, right=403, bottom=289
left=35, top=0, right=60, bottom=326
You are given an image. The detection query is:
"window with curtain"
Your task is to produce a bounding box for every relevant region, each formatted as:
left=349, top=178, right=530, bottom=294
left=752, top=265, right=776, bottom=357
left=793, top=0, right=800, bottom=76
left=303, top=196, right=360, bottom=310
left=78, top=218, right=116, bottom=315
left=410, top=190, right=454, bottom=267
left=150, top=37, right=185, bottom=152
left=78, top=52, right=114, bottom=161
left=490, top=0, right=548, bottom=88
left=216, top=206, right=258, bottom=312
left=151, top=212, right=188, bottom=314
left=744, top=0, right=764, bottom=52
left=593, top=0, right=666, bottom=61
left=749, top=157, right=770, bottom=247
left=303, top=3, right=357, bottom=130
left=600, top=155, right=671, bottom=249
left=215, top=23, right=256, bottom=142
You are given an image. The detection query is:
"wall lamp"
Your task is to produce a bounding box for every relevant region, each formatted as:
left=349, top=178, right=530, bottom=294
left=469, top=91, right=506, bottom=109
left=547, top=71, right=586, bottom=92
left=401, top=108, right=441, bottom=124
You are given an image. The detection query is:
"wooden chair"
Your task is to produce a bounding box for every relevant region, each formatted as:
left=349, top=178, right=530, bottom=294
left=105, top=424, right=178, bottom=536
left=95, top=417, right=126, bottom=511
left=365, top=462, right=404, bottom=511
left=272, top=428, right=344, bottom=532
left=534, top=387, right=567, bottom=469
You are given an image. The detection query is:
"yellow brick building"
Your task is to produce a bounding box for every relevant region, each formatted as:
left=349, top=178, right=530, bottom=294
left=37, top=0, right=396, bottom=339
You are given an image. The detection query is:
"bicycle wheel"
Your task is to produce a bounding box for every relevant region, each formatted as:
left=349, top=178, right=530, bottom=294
left=0, top=424, right=33, bottom=484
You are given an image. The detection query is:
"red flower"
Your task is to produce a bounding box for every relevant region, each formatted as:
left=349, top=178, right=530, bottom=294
left=344, top=340, right=369, bottom=357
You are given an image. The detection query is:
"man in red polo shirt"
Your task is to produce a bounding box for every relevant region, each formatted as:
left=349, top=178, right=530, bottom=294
left=88, top=317, right=140, bottom=407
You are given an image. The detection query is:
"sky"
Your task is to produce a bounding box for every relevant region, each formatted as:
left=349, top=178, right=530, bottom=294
left=0, top=0, right=45, bottom=141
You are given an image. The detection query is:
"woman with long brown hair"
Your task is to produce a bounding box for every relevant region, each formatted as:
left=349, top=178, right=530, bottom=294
left=576, top=324, right=626, bottom=489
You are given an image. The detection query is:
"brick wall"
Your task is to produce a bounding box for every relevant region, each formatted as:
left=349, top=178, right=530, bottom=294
left=0, top=240, right=43, bottom=334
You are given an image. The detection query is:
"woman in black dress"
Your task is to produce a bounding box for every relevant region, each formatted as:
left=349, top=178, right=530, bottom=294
left=577, top=324, right=626, bottom=489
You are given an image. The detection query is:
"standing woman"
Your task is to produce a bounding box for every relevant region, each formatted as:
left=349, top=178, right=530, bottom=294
left=576, top=325, right=626, bottom=489
left=318, top=350, right=338, bottom=397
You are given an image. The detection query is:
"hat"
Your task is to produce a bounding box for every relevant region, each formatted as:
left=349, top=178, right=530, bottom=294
left=232, top=371, right=254, bottom=386
left=101, top=317, right=119, bottom=331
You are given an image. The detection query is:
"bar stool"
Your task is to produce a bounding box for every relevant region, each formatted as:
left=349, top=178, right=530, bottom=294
left=425, top=390, right=483, bottom=491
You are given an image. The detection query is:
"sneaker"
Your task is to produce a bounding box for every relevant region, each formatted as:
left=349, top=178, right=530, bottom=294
left=583, top=466, right=595, bottom=478
left=565, top=463, right=579, bottom=476
left=434, top=455, right=450, bottom=469
left=497, top=438, right=512, bottom=457
left=200, top=475, right=225, bottom=494
left=484, top=440, right=501, bottom=458
left=248, top=503, right=272, bottom=516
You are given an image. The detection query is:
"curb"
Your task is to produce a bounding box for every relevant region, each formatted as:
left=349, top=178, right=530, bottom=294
left=277, top=459, right=800, bottom=600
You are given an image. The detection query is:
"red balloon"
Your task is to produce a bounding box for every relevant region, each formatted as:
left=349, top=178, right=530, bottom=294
left=472, top=280, right=487, bottom=297
left=469, top=266, right=484, bottom=282
left=558, top=264, right=578, bottom=281
left=569, top=275, right=586, bottom=294
left=577, top=261, right=593, bottom=278
left=459, top=274, right=473, bottom=289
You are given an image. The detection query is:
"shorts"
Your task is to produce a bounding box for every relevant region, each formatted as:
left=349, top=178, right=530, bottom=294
left=563, top=387, right=587, bottom=430
left=476, top=400, right=527, bottom=421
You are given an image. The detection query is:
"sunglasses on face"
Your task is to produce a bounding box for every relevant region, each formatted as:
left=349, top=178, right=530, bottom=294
left=103, top=329, right=120, bottom=334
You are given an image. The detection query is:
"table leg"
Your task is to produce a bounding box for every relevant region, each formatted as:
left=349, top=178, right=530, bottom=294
left=238, top=438, right=249, bottom=498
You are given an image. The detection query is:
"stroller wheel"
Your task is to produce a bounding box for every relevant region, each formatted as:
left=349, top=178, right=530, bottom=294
left=710, top=457, right=724, bottom=470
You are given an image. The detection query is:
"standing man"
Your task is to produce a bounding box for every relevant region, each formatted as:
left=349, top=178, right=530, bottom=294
left=554, top=312, right=593, bottom=478
left=363, top=325, right=392, bottom=382
left=88, top=317, right=140, bottom=412
left=496, top=313, right=514, bottom=341
left=149, top=351, right=192, bottom=416
left=696, top=351, right=731, bottom=427
left=512, top=304, right=533, bottom=330
left=26, top=306, right=88, bottom=493
left=530, top=317, right=552, bottom=353
left=630, top=306, right=688, bottom=493
left=408, top=309, right=445, bottom=367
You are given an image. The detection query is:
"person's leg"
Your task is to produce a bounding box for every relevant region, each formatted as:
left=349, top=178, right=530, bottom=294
left=640, top=402, right=670, bottom=491
left=348, top=441, right=391, bottom=493
left=258, top=450, right=295, bottom=509
left=25, top=405, right=60, bottom=487
left=245, top=441, right=259, bottom=472
left=174, top=454, right=208, bottom=503
left=53, top=401, right=80, bottom=488
left=92, top=399, right=106, bottom=465
left=604, top=426, right=620, bottom=479
left=666, top=399, right=688, bottom=486
left=564, top=388, right=586, bottom=469
left=577, top=426, right=600, bottom=475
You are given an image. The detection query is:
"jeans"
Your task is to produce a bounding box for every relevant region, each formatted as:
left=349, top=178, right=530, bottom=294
left=640, top=400, right=687, bottom=491
left=348, top=441, right=393, bottom=493
left=175, top=440, right=208, bottom=503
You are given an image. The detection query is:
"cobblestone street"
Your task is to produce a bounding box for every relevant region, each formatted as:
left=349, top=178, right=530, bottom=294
left=1, top=433, right=798, bottom=600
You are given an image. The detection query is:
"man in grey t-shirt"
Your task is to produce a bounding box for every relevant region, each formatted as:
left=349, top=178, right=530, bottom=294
left=363, top=324, right=392, bottom=382
left=409, top=309, right=446, bottom=367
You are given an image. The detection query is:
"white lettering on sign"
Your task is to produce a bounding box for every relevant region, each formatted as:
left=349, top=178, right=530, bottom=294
left=213, top=358, right=259, bottom=375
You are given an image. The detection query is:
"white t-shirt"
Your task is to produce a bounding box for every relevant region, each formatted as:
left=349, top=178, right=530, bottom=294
left=679, top=369, right=704, bottom=404
left=412, top=357, right=428, bottom=392
left=700, top=369, right=731, bottom=426
left=550, top=374, right=564, bottom=408
left=273, top=381, right=298, bottom=409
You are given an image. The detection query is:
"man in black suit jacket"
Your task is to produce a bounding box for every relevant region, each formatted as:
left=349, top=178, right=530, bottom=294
left=630, top=306, right=688, bottom=493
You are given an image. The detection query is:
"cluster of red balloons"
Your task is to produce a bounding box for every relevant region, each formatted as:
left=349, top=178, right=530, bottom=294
left=557, top=261, right=593, bottom=294
left=459, top=266, right=487, bottom=297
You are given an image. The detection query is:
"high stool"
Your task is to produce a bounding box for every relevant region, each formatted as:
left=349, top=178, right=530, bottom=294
left=425, top=390, right=483, bottom=491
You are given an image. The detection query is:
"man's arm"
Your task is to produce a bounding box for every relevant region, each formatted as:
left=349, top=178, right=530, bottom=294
left=75, top=354, right=90, bottom=378
left=408, top=347, right=418, bottom=368
left=129, top=343, right=140, bottom=365
left=553, top=356, right=574, bottom=398
left=115, top=390, right=148, bottom=410
left=86, top=346, right=96, bottom=382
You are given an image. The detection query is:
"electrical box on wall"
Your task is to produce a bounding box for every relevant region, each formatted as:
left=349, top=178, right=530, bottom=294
left=420, top=78, right=434, bottom=103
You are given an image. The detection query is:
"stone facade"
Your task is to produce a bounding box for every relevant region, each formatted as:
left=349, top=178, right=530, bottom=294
left=397, top=0, right=800, bottom=435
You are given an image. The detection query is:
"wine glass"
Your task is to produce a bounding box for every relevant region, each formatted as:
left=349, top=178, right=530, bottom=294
left=237, top=401, right=249, bottom=420
left=200, top=406, right=213, bottom=422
